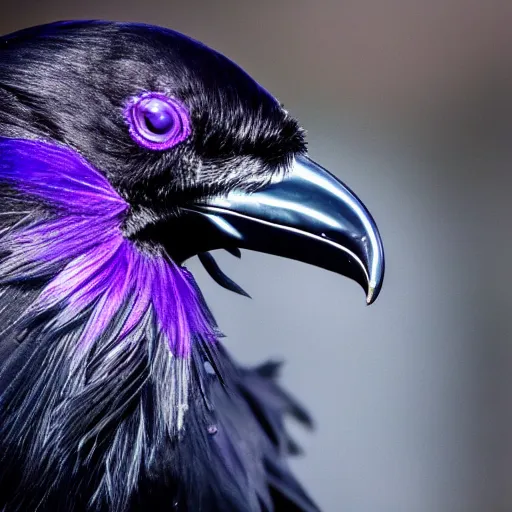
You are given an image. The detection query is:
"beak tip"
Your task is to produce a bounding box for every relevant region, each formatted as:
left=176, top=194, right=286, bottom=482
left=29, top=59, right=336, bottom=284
left=366, top=287, right=375, bottom=305
left=365, top=241, right=385, bottom=305
left=365, top=278, right=383, bottom=305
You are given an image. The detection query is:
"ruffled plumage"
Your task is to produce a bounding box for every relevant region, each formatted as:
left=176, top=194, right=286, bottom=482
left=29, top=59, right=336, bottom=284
left=0, top=137, right=318, bottom=511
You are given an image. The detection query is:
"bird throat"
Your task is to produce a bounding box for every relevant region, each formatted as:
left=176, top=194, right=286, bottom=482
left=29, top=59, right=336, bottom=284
left=0, top=137, right=220, bottom=356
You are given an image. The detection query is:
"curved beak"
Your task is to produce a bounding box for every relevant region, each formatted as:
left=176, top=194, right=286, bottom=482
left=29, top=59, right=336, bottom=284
left=174, top=154, right=385, bottom=304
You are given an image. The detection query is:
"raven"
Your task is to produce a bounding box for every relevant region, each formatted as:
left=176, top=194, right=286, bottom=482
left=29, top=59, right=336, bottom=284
left=0, top=21, right=384, bottom=512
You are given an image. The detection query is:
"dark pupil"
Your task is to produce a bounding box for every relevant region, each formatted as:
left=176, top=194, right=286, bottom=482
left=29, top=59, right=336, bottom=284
left=142, top=102, right=174, bottom=135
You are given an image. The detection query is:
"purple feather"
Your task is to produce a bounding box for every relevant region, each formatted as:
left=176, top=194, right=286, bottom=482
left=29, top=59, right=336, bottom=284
left=0, top=137, right=217, bottom=356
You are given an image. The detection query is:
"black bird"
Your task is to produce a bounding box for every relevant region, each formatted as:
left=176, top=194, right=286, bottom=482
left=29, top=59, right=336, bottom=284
left=0, top=20, right=385, bottom=512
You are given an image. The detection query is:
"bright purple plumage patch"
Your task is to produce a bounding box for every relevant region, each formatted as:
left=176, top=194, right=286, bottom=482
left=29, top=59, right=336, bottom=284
left=0, top=137, right=216, bottom=356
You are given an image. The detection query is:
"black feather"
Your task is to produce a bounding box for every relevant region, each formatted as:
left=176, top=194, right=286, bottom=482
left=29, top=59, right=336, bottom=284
left=224, top=246, right=242, bottom=258
left=198, top=251, right=251, bottom=298
left=0, top=20, right=318, bottom=512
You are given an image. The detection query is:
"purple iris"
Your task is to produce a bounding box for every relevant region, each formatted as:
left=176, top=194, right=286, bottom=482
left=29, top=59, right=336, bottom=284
left=125, top=92, right=191, bottom=150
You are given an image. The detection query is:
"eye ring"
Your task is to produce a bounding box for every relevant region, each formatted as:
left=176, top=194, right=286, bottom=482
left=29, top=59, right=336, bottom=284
left=124, top=92, right=191, bottom=151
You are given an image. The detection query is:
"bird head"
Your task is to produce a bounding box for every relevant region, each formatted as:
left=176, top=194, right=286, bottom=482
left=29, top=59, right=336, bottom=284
left=0, top=20, right=384, bottom=355
left=0, top=20, right=386, bottom=511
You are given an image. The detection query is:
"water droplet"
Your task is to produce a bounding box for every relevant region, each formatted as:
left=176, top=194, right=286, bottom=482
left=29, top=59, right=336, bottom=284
left=204, top=361, right=216, bottom=375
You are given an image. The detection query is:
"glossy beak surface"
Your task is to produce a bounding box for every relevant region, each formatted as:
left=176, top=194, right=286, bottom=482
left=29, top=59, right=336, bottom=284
left=177, top=154, right=385, bottom=304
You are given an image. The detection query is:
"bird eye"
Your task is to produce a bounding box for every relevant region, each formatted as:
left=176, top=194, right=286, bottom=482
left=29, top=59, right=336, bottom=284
left=125, top=92, right=191, bottom=150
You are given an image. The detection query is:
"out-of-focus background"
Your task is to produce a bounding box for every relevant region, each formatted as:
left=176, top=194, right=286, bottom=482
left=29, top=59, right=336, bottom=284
left=2, top=1, right=511, bottom=510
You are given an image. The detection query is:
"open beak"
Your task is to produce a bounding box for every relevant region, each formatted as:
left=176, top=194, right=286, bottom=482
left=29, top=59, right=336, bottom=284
left=174, top=154, right=385, bottom=304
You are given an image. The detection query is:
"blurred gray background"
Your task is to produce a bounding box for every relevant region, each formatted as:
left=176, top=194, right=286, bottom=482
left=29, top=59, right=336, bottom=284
left=2, top=1, right=511, bottom=510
